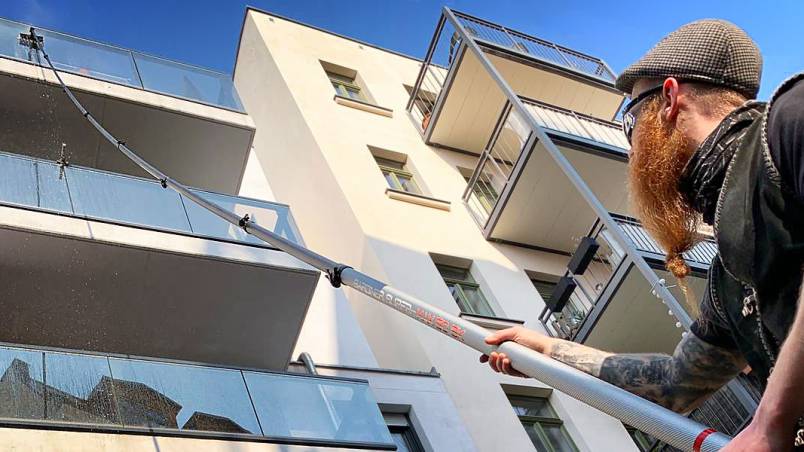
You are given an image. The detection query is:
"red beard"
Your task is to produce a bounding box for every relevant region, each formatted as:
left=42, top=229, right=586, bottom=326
left=628, top=98, right=700, bottom=281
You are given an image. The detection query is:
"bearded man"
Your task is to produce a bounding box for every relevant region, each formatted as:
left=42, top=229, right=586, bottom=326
left=479, top=20, right=804, bottom=450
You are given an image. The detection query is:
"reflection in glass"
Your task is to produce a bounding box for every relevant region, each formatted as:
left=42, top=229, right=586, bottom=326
left=0, top=347, right=45, bottom=419
left=134, top=53, right=243, bottom=110
left=44, top=352, right=119, bottom=425
left=183, top=190, right=289, bottom=243
left=244, top=372, right=393, bottom=444
left=0, top=153, right=38, bottom=207
left=66, top=167, right=192, bottom=233
left=108, top=358, right=260, bottom=434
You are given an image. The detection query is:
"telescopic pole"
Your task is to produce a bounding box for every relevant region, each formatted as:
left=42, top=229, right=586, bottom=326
left=25, top=27, right=730, bottom=452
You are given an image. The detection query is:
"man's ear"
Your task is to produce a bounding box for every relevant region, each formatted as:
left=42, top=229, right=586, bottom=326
left=661, top=77, right=681, bottom=123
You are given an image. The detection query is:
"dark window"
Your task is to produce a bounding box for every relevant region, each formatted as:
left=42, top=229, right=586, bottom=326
left=384, top=413, right=424, bottom=452
left=435, top=263, right=494, bottom=317
left=508, top=395, right=579, bottom=452
left=530, top=278, right=557, bottom=302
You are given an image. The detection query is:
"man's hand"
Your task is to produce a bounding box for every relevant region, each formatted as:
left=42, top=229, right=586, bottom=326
left=479, top=326, right=555, bottom=377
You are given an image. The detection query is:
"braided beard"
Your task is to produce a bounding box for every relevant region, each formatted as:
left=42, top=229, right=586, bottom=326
left=628, top=98, right=700, bottom=280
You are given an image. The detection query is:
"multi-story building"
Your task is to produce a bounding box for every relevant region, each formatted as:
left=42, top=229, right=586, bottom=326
left=0, top=6, right=761, bottom=452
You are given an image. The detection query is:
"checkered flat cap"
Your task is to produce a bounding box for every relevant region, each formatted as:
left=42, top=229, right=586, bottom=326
left=616, top=19, right=762, bottom=99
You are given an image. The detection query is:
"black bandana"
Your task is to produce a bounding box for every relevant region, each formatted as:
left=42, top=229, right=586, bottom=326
left=678, top=101, right=764, bottom=224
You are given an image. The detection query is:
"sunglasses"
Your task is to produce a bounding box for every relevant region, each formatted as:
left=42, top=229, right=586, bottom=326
left=621, top=83, right=664, bottom=145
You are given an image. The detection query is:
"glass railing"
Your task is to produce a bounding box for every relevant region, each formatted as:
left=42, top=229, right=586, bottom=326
left=0, top=151, right=299, bottom=246
left=0, top=344, right=394, bottom=448
left=0, top=17, right=244, bottom=111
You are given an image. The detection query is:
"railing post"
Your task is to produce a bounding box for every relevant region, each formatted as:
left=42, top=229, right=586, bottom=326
left=551, top=43, right=579, bottom=71
left=407, top=13, right=447, bottom=112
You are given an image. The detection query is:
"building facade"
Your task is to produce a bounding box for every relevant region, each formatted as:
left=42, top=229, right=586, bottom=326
left=0, top=6, right=759, bottom=452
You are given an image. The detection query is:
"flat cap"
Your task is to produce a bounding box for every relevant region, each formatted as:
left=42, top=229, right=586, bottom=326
left=615, top=19, right=762, bottom=99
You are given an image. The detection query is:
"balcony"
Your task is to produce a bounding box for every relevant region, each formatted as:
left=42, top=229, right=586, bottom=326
left=0, top=343, right=394, bottom=449
left=462, top=100, right=630, bottom=253
left=0, top=17, right=254, bottom=194
left=539, top=215, right=716, bottom=350
left=0, top=151, right=319, bottom=371
left=407, top=8, right=623, bottom=156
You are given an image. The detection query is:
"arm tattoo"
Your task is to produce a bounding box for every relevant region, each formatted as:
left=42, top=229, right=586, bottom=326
left=547, top=335, right=745, bottom=413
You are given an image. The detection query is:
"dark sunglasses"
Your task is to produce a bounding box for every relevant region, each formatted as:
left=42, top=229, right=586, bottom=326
left=621, top=83, right=664, bottom=145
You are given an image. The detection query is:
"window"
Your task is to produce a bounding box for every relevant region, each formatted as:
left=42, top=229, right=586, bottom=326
left=384, top=413, right=424, bottom=452
left=508, top=395, right=579, bottom=452
left=372, top=153, right=421, bottom=195
left=530, top=277, right=557, bottom=302
left=328, top=71, right=364, bottom=101
left=436, top=263, right=494, bottom=317
left=625, top=425, right=662, bottom=451
left=462, top=173, right=499, bottom=214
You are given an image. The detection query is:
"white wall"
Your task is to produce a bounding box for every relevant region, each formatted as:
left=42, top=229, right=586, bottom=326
left=234, top=10, right=638, bottom=452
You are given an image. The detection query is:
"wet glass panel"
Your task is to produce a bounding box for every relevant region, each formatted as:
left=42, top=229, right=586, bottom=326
left=44, top=352, right=119, bottom=425
left=36, top=161, right=72, bottom=213
left=0, top=153, right=38, bottom=207
left=108, top=358, right=260, bottom=435
left=0, top=18, right=31, bottom=61
left=523, top=423, right=552, bottom=451
left=66, top=166, right=192, bottom=233
left=134, top=53, right=243, bottom=111
left=244, top=372, right=393, bottom=445
left=397, top=174, right=421, bottom=195
left=509, top=396, right=553, bottom=417
left=0, top=347, right=45, bottom=419
left=37, top=29, right=140, bottom=88
left=183, top=190, right=295, bottom=244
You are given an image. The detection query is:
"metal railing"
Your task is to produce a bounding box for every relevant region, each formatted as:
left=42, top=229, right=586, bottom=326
left=522, top=97, right=629, bottom=151
left=613, top=214, right=718, bottom=267
left=452, top=10, right=616, bottom=82
left=0, top=343, right=393, bottom=448
left=0, top=151, right=299, bottom=247
left=0, top=17, right=244, bottom=111
left=540, top=219, right=626, bottom=340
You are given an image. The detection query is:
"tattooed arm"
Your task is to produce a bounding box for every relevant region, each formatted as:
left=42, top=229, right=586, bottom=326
left=481, top=326, right=745, bottom=413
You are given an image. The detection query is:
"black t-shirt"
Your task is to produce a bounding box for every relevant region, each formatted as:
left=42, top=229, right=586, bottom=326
left=692, top=79, right=804, bottom=349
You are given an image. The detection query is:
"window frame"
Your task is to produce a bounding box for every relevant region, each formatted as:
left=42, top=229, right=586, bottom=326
left=436, top=264, right=494, bottom=317
left=508, top=395, right=579, bottom=452
left=383, top=412, right=425, bottom=452
left=327, top=72, right=364, bottom=101
left=374, top=157, right=421, bottom=195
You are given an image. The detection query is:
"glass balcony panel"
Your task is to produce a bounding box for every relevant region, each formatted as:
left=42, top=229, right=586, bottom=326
left=0, top=17, right=30, bottom=61
left=66, top=166, right=193, bottom=233
left=244, top=372, right=393, bottom=445
left=36, top=29, right=141, bottom=88
left=183, top=190, right=296, bottom=244
left=133, top=53, right=243, bottom=111
left=44, top=352, right=119, bottom=425
left=108, top=358, right=261, bottom=434
left=0, top=152, right=38, bottom=207
left=36, top=160, right=73, bottom=213
left=0, top=347, right=45, bottom=419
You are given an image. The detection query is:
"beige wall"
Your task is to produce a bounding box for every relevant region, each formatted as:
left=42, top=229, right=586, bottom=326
left=234, top=10, right=637, bottom=452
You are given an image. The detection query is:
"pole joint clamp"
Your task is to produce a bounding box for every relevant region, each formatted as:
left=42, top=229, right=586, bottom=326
left=326, top=265, right=351, bottom=288
left=238, top=213, right=251, bottom=231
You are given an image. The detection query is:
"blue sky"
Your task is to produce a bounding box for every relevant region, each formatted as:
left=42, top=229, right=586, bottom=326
left=2, top=0, right=803, bottom=99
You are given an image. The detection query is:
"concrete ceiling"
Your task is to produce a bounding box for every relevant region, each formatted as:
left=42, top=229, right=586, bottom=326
left=428, top=47, right=624, bottom=155
left=0, top=72, right=254, bottom=195
left=584, top=266, right=707, bottom=355
left=0, top=226, right=318, bottom=371
left=489, top=141, right=631, bottom=252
